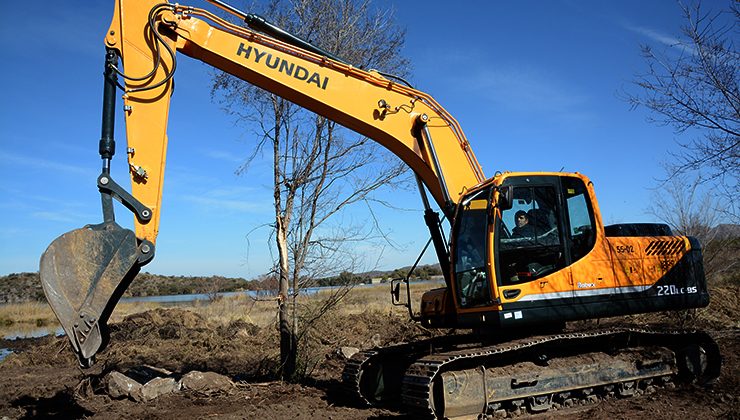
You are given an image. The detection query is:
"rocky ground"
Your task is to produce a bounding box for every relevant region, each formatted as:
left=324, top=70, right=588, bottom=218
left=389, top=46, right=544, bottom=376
left=0, top=285, right=738, bottom=419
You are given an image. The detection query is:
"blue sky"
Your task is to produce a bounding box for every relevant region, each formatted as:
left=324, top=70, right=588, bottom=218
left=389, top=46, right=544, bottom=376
left=0, top=1, right=705, bottom=278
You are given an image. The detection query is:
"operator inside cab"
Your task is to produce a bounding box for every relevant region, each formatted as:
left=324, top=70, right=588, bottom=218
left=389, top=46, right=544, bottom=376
left=512, top=210, right=535, bottom=238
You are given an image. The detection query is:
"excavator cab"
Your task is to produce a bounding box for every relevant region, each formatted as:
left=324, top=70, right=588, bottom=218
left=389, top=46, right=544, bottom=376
left=422, top=171, right=710, bottom=333
left=451, top=187, right=493, bottom=309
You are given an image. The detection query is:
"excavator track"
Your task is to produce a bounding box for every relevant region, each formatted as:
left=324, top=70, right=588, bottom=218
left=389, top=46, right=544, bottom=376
left=342, top=349, right=379, bottom=406
left=342, top=335, right=473, bottom=407
left=342, top=328, right=721, bottom=419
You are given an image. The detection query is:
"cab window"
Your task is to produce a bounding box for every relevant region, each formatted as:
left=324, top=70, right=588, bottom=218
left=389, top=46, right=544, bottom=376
left=562, top=177, right=596, bottom=261
left=497, top=185, right=564, bottom=285
left=453, top=188, right=491, bottom=308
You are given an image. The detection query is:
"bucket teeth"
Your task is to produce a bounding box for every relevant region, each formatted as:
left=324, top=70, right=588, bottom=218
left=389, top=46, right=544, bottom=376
left=40, top=221, right=141, bottom=366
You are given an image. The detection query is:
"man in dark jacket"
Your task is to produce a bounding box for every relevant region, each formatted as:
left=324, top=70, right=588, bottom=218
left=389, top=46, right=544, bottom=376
left=512, top=210, right=535, bottom=238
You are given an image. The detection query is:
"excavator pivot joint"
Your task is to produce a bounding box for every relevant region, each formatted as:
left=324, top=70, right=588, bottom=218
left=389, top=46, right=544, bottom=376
left=97, top=174, right=152, bottom=223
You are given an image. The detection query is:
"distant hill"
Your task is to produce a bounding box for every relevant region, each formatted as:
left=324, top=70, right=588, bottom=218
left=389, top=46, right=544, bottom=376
left=314, top=264, right=442, bottom=287
left=711, top=224, right=740, bottom=240
left=0, top=273, right=45, bottom=304
left=0, top=263, right=443, bottom=304
left=0, top=272, right=250, bottom=304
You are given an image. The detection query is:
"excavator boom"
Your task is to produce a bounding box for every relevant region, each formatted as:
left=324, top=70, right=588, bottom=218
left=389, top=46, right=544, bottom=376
left=40, top=0, right=484, bottom=366
left=108, top=0, right=485, bottom=246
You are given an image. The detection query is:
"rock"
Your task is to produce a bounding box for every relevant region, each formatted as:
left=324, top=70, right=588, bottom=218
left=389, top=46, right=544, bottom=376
left=180, top=371, right=234, bottom=395
left=219, top=320, right=260, bottom=338
left=105, top=371, right=142, bottom=400
left=234, top=328, right=252, bottom=339
left=338, top=346, right=359, bottom=359
left=125, top=365, right=174, bottom=384
left=368, top=334, right=381, bottom=348
left=139, top=377, right=180, bottom=401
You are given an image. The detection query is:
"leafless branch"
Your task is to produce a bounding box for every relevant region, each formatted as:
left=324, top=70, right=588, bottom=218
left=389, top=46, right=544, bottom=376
left=622, top=0, right=738, bottom=218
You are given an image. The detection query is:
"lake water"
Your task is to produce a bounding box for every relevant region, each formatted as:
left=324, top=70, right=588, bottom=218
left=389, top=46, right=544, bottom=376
left=0, top=348, right=11, bottom=363
left=3, top=326, right=65, bottom=340
left=120, top=289, right=274, bottom=304
left=119, top=283, right=377, bottom=304
left=0, top=326, right=65, bottom=363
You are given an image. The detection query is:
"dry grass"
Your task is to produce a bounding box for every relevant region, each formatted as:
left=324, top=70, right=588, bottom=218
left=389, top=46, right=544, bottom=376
left=109, top=301, right=168, bottom=323
left=178, top=281, right=439, bottom=328
left=0, top=300, right=162, bottom=336
left=144, top=280, right=442, bottom=330
left=187, top=295, right=278, bottom=327
left=0, top=301, right=54, bottom=327
left=0, top=281, right=443, bottom=338
left=338, top=282, right=443, bottom=315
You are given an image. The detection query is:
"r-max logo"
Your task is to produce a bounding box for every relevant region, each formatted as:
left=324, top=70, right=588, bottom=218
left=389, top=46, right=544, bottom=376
left=236, top=43, right=329, bottom=90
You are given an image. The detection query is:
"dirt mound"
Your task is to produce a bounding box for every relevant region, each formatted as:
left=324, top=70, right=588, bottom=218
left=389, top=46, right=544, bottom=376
left=1, top=307, right=426, bottom=381
left=216, top=319, right=261, bottom=338
left=701, top=283, right=740, bottom=329
left=99, top=308, right=277, bottom=379
left=98, top=307, right=426, bottom=381
left=111, top=308, right=209, bottom=340
left=313, top=310, right=433, bottom=347
left=0, top=307, right=420, bottom=418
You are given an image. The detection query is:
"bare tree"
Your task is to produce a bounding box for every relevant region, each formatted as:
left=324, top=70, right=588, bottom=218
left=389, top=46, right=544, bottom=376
left=648, top=173, right=720, bottom=240
left=647, top=172, right=737, bottom=278
left=625, top=1, right=739, bottom=222
left=212, top=0, right=410, bottom=380
left=647, top=172, right=739, bottom=326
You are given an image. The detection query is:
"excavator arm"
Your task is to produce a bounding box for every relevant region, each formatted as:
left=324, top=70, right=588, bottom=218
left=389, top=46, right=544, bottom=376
left=40, top=0, right=485, bottom=366
left=111, top=0, right=485, bottom=243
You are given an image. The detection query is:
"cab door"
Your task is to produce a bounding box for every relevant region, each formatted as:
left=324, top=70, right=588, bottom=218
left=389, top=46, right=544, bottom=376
left=452, top=187, right=494, bottom=309
left=494, top=176, right=571, bottom=324
left=561, top=176, right=613, bottom=305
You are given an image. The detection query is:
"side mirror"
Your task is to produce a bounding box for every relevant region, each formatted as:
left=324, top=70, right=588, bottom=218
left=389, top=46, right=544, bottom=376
left=497, top=185, right=513, bottom=210
left=391, top=281, right=401, bottom=303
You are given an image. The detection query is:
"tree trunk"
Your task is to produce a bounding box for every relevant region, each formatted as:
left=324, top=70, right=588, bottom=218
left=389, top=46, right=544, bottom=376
left=272, top=96, right=297, bottom=380
left=277, top=220, right=296, bottom=379
left=211, top=0, right=411, bottom=383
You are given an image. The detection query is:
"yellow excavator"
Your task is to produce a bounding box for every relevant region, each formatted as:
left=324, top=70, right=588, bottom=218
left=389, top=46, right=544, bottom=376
left=40, top=1, right=720, bottom=418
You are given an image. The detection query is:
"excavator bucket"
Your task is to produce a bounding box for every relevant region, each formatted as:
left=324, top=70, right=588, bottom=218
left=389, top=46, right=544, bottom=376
left=40, top=221, right=141, bottom=367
